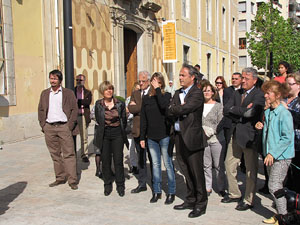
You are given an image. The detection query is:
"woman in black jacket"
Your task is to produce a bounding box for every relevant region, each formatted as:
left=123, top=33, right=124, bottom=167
left=140, top=72, right=175, bottom=204
left=94, top=81, right=129, bottom=197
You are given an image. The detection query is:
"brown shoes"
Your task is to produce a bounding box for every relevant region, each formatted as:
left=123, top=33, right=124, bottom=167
left=49, top=180, right=66, bottom=187
left=69, top=183, right=78, bottom=190
left=49, top=180, right=77, bottom=190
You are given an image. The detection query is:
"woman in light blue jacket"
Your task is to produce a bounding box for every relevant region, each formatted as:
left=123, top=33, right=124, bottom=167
left=255, top=80, right=294, bottom=224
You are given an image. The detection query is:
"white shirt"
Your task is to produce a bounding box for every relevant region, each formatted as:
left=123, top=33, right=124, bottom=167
left=141, top=86, right=150, bottom=96
left=46, top=87, right=68, bottom=123
left=203, top=103, right=214, bottom=117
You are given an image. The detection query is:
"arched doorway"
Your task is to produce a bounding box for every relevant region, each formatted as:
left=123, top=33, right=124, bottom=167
left=124, top=28, right=137, bottom=97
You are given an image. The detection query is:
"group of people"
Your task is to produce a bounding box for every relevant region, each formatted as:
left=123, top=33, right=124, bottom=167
left=37, top=61, right=300, bottom=221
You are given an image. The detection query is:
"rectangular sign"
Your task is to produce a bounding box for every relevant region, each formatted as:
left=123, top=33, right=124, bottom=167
left=162, top=20, right=177, bottom=63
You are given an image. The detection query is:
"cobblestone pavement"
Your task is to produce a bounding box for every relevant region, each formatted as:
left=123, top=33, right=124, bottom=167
left=0, top=127, right=275, bottom=225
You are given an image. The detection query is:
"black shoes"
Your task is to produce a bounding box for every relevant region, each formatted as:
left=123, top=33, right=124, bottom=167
left=218, top=190, right=227, bottom=197
left=131, top=186, right=147, bottom=194
left=221, top=194, right=241, bottom=203
left=150, top=193, right=162, bottom=203
left=188, top=208, right=206, bottom=218
left=164, top=194, right=175, bottom=205
left=235, top=201, right=253, bottom=211
left=117, top=186, right=125, bottom=197
left=118, top=190, right=125, bottom=197
left=173, top=202, right=194, bottom=210
left=49, top=180, right=66, bottom=187
left=104, top=185, right=112, bottom=196
left=129, top=166, right=139, bottom=174
left=82, top=156, right=89, bottom=163
left=95, top=169, right=103, bottom=179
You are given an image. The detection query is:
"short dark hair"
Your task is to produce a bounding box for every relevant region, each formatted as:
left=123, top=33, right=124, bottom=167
left=182, top=63, right=201, bottom=83
left=232, top=72, right=242, bottom=78
left=76, top=74, right=86, bottom=80
left=49, top=70, right=63, bottom=82
left=194, top=64, right=200, bottom=69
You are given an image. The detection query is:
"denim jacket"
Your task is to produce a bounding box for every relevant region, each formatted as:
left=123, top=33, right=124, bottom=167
left=262, top=104, right=295, bottom=160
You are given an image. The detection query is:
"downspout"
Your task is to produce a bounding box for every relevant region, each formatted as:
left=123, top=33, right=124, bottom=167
left=63, top=0, right=74, bottom=90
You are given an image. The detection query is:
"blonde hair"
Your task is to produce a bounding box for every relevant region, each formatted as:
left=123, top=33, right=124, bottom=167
left=286, top=72, right=300, bottom=84
left=261, top=80, right=290, bottom=99
left=98, top=81, right=114, bottom=96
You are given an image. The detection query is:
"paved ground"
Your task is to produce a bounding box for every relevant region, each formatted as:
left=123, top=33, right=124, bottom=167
left=0, top=126, right=276, bottom=225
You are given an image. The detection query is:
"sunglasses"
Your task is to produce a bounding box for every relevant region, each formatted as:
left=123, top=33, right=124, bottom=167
left=215, top=82, right=223, bottom=85
left=76, top=79, right=84, bottom=81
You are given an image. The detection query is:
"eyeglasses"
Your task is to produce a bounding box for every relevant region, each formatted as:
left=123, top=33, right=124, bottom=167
left=215, top=82, right=223, bottom=85
left=288, top=83, right=297, bottom=86
left=139, top=80, right=148, bottom=83
left=76, top=79, right=84, bottom=81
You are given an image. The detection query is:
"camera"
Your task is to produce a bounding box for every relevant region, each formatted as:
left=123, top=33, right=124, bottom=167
left=273, top=188, right=300, bottom=225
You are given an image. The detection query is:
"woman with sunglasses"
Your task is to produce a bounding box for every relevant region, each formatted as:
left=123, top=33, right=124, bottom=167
left=215, top=76, right=228, bottom=104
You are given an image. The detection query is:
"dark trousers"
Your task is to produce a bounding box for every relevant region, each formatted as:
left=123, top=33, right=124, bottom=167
left=134, top=137, right=153, bottom=188
left=286, top=151, right=300, bottom=193
left=175, top=133, right=208, bottom=210
left=102, top=126, right=125, bottom=190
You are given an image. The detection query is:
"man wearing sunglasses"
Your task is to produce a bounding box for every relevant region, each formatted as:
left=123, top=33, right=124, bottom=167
left=75, top=74, right=92, bottom=163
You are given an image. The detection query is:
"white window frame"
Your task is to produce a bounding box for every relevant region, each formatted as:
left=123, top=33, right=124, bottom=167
left=182, top=0, right=190, bottom=20
left=0, top=0, right=15, bottom=106
left=232, top=17, right=236, bottom=46
left=238, top=19, right=247, bottom=32
left=206, top=0, right=212, bottom=32
left=222, top=6, right=226, bottom=41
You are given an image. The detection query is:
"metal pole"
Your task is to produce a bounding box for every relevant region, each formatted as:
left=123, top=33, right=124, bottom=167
left=63, top=0, right=74, bottom=90
left=269, top=0, right=274, bottom=79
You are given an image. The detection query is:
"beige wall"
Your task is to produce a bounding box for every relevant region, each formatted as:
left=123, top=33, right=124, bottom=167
left=7, top=0, right=45, bottom=116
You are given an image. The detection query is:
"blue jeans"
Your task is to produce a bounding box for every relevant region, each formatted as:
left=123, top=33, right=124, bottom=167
left=147, top=137, right=176, bottom=194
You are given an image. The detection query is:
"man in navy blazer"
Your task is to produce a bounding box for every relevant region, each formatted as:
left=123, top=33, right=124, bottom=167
left=168, top=64, right=208, bottom=218
left=222, top=67, right=265, bottom=211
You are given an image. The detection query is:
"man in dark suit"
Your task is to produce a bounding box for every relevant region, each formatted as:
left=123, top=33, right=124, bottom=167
left=168, top=64, right=208, bottom=218
left=223, top=72, right=242, bottom=155
left=38, top=70, right=79, bottom=190
left=74, top=74, right=92, bottom=163
left=128, top=71, right=151, bottom=194
left=222, top=67, right=265, bottom=210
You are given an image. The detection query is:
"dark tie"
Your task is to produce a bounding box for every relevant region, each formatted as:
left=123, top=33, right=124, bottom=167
left=241, top=92, right=246, bottom=104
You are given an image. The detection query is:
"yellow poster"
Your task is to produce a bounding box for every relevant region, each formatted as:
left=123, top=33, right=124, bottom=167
left=162, top=20, right=177, bottom=63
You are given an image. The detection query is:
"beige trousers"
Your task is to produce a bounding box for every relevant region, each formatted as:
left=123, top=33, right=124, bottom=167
left=77, top=115, right=88, bottom=158
left=225, top=138, right=258, bottom=205
left=44, top=123, right=77, bottom=185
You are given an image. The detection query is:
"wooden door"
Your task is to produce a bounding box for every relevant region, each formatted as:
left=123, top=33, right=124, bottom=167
left=124, top=29, right=137, bottom=97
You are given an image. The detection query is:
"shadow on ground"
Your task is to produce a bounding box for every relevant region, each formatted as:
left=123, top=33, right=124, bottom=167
left=0, top=181, right=27, bottom=216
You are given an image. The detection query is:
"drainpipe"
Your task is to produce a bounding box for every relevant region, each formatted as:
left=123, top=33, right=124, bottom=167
left=63, top=0, right=74, bottom=90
